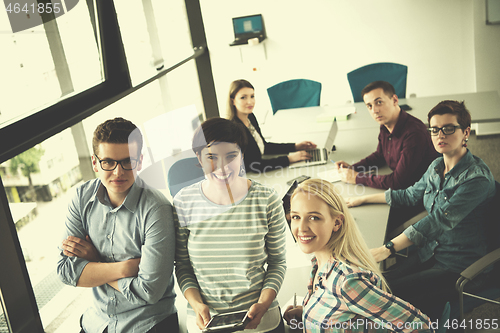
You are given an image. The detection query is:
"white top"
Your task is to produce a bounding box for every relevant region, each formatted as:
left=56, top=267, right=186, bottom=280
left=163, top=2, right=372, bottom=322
left=248, top=121, right=265, bottom=155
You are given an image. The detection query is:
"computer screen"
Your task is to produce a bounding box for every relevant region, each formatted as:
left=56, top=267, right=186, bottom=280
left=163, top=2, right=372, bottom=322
left=232, top=14, right=263, bottom=36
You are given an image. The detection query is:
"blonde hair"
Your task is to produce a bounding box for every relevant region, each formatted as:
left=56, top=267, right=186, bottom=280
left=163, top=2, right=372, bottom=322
left=291, top=179, right=390, bottom=292
left=227, top=79, right=255, bottom=120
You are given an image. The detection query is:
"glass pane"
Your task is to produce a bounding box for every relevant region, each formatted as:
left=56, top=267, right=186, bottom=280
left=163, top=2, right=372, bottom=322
left=1, top=128, right=90, bottom=332
left=152, top=0, right=193, bottom=67
left=82, top=61, right=204, bottom=200
left=0, top=304, right=9, bottom=333
left=0, top=2, right=102, bottom=129
left=0, top=58, right=204, bottom=330
left=114, top=0, right=193, bottom=86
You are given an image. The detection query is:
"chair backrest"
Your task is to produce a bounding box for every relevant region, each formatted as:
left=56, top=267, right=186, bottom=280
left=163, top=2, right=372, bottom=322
left=436, top=302, right=451, bottom=333
left=450, top=180, right=500, bottom=320
left=485, top=181, right=500, bottom=253
left=167, top=157, right=205, bottom=198
left=267, top=79, right=321, bottom=114
left=347, top=62, right=408, bottom=103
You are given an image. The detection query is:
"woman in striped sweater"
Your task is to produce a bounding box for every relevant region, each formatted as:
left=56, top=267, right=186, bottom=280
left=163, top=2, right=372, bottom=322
left=174, top=117, right=287, bottom=332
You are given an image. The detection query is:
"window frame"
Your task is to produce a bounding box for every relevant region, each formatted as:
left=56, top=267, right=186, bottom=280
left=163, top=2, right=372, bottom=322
left=0, top=0, right=216, bottom=331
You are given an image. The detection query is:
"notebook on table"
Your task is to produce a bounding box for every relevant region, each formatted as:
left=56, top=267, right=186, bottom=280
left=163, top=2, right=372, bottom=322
left=288, top=120, right=338, bottom=169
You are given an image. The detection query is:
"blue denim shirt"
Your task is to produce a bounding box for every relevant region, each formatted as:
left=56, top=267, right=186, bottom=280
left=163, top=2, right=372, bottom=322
left=57, top=177, right=176, bottom=333
left=385, top=150, right=496, bottom=273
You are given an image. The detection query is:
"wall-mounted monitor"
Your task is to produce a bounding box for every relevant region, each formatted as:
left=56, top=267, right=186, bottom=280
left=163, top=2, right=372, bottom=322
left=230, top=14, right=266, bottom=46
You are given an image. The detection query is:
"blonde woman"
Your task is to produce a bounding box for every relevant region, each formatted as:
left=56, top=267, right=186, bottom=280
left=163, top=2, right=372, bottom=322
left=283, top=179, right=432, bottom=332
left=227, top=79, right=316, bottom=173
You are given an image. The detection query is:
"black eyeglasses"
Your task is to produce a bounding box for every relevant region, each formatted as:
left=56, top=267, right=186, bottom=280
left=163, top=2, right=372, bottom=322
left=427, top=125, right=462, bottom=136
left=94, top=155, right=139, bottom=171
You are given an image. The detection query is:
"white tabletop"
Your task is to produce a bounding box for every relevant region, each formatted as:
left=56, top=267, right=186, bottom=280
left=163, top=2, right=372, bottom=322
left=250, top=121, right=389, bottom=259
left=398, top=91, right=500, bottom=124
left=262, top=91, right=500, bottom=136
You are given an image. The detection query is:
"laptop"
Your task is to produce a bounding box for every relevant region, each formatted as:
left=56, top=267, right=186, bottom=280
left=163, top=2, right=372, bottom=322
left=230, top=14, right=266, bottom=46
left=288, top=120, right=338, bottom=169
left=282, top=180, right=299, bottom=242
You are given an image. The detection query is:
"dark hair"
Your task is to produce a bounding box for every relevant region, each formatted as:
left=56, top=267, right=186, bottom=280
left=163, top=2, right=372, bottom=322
left=92, top=117, right=143, bottom=156
left=427, top=100, right=471, bottom=129
left=227, top=79, right=255, bottom=120
left=192, top=117, right=248, bottom=156
left=361, top=81, right=396, bottom=100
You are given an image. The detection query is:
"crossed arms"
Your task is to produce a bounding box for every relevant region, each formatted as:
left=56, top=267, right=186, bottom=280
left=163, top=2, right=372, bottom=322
left=57, top=187, right=175, bottom=305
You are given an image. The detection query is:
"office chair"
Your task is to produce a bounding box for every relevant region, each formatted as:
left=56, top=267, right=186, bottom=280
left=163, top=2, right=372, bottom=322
left=167, top=157, right=205, bottom=198
left=437, top=302, right=451, bottom=333
left=347, top=62, right=408, bottom=102
left=385, top=181, right=500, bottom=325
left=453, top=180, right=500, bottom=323
left=267, top=79, right=322, bottom=114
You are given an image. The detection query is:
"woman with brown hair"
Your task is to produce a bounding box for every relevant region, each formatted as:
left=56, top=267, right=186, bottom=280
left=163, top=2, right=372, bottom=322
left=227, top=79, right=316, bottom=173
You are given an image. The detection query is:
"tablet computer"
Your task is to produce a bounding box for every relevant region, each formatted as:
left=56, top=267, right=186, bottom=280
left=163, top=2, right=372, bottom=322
left=202, top=310, right=250, bottom=333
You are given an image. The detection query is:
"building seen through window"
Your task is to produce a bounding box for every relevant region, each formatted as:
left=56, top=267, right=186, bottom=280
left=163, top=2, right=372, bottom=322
left=0, top=3, right=102, bottom=130
left=0, top=0, right=210, bottom=331
left=1, top=72, right=203, bottom=331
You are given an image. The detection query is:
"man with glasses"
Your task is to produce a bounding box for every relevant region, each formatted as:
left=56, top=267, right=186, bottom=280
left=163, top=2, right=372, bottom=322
left=57, top=117, right=178, bottom=333
left=335, top=81, right=439, bottom=190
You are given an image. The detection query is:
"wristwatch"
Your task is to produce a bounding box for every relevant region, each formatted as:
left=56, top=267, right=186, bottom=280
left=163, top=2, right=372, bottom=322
left=385, top=241, right=397, bottom=257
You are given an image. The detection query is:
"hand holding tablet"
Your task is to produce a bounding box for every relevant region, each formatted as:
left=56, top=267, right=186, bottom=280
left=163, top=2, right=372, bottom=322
left=202, top=310, right=250, bottom=333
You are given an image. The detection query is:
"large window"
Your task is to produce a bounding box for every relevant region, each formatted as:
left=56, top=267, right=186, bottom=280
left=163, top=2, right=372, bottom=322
left=0, top=308, right=7, bottom=333
left=1, top=72, right=203, bottom=331
left=0, top=2, right=102, bottom=129
left=0, top=0, right=215, bottom=332
left=114, top=0, right=193, bottom=86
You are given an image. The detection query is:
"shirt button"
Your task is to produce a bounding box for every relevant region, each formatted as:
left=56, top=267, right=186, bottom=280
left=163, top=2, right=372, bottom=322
left=444, top=197, right=447, bottom=200
left=110, top=296, right=114, bottom=301
left=107, top=235, right=111, bottom=239
left=389, top=137, right=392, bottom=141
left=110, top=314, right=114, bottom=318
left=108, top=255, right=113, bottom=259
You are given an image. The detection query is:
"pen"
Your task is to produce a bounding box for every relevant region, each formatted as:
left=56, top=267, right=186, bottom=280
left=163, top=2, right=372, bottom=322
left=330, top=159, right=335, bottom=164
left=293, top=292, right=297, bottom=308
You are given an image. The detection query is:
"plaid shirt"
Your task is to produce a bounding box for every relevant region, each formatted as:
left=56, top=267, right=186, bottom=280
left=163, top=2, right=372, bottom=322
left=302, top=257, right=433, bottom=332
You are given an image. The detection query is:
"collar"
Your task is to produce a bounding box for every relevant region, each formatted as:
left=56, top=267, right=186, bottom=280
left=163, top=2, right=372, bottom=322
left=382, top=108, right=408, bottom=138
left=311, top=255, right=337, bottom=279
left=92, top=177, right=143, bottom=213
left=434, top=149, right=473, bottom=179
left=234, top=113, right=253, bottom=124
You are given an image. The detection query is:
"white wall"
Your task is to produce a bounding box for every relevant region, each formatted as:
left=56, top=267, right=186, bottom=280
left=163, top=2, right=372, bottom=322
left=200, top=0, right=478, bottom=121
left=473, top=0, right=500, bottom=95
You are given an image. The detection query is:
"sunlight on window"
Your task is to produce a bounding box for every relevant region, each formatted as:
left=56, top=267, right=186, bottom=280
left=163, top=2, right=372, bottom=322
left=114, top=0, right=193, bottom=86
left=0, top=2, right=101, bottom=129
left=1, top=128, right=88, bottom=333
left=0, top=306, right=8, bottom=333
